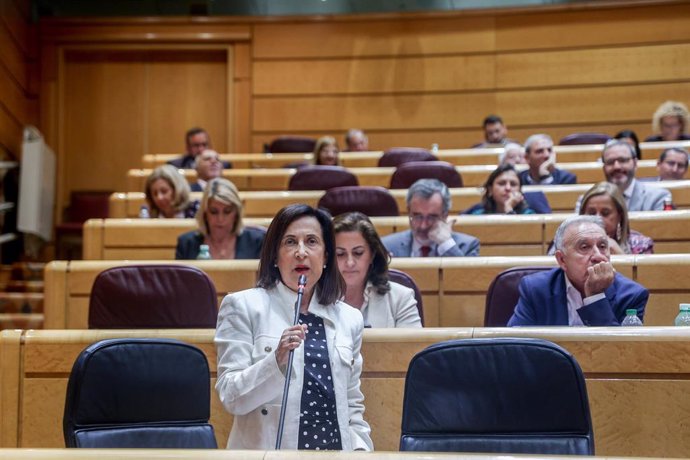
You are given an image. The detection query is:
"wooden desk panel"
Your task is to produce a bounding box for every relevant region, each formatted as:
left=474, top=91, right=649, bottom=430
left=6, top=328, right=690, bottom=456
left=126, top=160, right=660, bottom=192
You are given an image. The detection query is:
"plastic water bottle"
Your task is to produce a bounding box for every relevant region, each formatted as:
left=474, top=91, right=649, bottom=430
left=431, top=143, right=439, bottom=155
left=621, top=309, right=643, bottom=326
left=138, top=205, right=150, bottom=219
left=674, top=304, right=690, bottom=326
left=197, top=244, right=212, bottom=260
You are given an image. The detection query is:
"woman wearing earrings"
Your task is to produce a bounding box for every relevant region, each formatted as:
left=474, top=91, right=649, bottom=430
left=579, top=182, right=654, bottom=254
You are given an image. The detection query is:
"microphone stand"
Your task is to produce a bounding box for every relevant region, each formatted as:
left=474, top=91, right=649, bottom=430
left=275, top=274, right=307, bottom=450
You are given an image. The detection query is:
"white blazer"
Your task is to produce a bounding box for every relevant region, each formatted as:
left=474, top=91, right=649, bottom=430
left=215, top=282, right=373, bottom=451
left=361, top=281, right=422, bottom=328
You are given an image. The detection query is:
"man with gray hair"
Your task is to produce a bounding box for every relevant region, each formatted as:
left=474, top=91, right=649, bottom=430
left=508, top=215, right=647, bottom=326
left=518, top=134, right=577, bottom=185
left=344, top=129, right=369, bottom=152
left=382, top=178, right=479, bottom=257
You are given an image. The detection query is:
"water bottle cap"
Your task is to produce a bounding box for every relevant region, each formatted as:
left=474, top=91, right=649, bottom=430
left=625, top=309, right=637, bottom=315
left=200, top=244, right=209, bottom=251
left=680, top=304, right=690, bottom=311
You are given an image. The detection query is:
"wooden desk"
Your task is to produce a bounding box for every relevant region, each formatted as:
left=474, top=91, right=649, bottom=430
left=126, top=160, right=660, bottom=192
left=142, top=140, right=690, bottom=169
left=4, top=327, right=690, bottom=457
left=108, top=180, right=690, bottom=218
left=45, top=254, right=689, bottom=330
left=83, top=210, right=690, bottom=260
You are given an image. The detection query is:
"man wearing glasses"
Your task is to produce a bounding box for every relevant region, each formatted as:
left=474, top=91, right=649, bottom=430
left=576, top=140, right=671, bottom=212
left=382, top=179, right=480, bottom=257
left=640, top=147, right=689, bottom=182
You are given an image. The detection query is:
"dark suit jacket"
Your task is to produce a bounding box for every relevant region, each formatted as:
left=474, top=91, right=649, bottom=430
left=175, top=226, right=266, bottom=260
left=518, top=168, right=577, bottom=185
left=382, top=230, right=479, bottom=257
left=507, top=268, right=647, bottom=326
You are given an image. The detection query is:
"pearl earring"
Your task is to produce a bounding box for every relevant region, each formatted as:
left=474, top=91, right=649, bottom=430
left=323, top=264, right=327, bottom=269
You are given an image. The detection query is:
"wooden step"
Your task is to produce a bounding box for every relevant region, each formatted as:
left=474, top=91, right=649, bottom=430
left=2, top=281, right=44, bottom=293
left=0, top=313, right=43, bottom=330
left=11, top=262, right=45, bottom=282
left=0, top=292, right=43, bottom=313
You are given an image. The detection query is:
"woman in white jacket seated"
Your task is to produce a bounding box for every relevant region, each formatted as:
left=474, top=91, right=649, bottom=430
left=333, top=212, right=422, bottom=328
left=215, top=204, right=373, bottom=451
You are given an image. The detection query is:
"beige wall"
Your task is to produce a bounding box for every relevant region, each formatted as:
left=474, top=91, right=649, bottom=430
left=38, top=2, right=690, bottom=219
left=0, top=0, right=37, bottom=159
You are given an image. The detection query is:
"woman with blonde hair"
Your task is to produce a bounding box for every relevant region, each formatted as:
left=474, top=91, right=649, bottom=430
left=314, top=136, right=340, bottom=166
left=646, top=101, right=690, bottom=142
left=175, top=178, right=265, bottom=259
left=579, top=182, right=654, bottom=254
left=144, top=164, right=198, bottom=218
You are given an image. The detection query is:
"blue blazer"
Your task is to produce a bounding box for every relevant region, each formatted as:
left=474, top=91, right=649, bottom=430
left=518, top=168, right=577, bottom=185
left=175, top=227, right=266, bottom=260
left=507, top=268, right=647, bottom=326
left=381, top=230, right=479, bottom=257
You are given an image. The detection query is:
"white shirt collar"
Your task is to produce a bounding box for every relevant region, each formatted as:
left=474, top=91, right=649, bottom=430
left=563, top=275, right=585, bottom=326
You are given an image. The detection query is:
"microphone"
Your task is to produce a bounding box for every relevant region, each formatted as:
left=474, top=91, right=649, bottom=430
left=275, top=274, right=307, bottom=449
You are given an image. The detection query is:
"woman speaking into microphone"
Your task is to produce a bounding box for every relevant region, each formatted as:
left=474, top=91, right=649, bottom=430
left=215, top=204, right=373, bottom=451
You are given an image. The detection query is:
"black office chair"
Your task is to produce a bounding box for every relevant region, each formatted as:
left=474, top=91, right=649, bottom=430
left=400, top=337, right=594, bottom=455
left=63, top=338, right=217, bottom=448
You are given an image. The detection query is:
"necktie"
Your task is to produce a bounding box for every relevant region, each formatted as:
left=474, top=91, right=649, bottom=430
left=420, top=246, right=431, bottom=257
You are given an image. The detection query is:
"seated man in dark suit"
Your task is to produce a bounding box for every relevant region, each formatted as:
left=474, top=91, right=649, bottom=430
left=508, top=215, right=647, bottom=326
left=168, top=127, right=232, bottom=169
left=382, top=178, right=480, bottom=257
left=519, top=134, right=577, bottom=185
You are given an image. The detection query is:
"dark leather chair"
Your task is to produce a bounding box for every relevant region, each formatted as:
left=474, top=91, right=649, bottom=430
left=388, top=268, right=424, bottom=326
left=378, top=148, right=437, bottom=167
left=400, top=337, right=594, bottom=455
left=317, top=185, right=399, bottom=217
left=55, top=191, right=112, bottom=260
left=390, top=161, right=463, bottom=189
left=63, top=338, right=217, bottom=448
left=88, top=264, right=218, bottom=328
left=288, top=165, right=359, bottom=191
left=484, top=266, right=552, bottom=326
left=264, top=136, right=317, bottom=153
left=558, top=132, right=611, bottom=145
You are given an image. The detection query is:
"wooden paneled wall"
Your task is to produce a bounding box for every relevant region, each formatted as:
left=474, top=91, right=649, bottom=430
left=250, top=2, right=690, bottom=151
left=38, top=2, right=690, bottom=219
left=0, top=0, right=37, bottom=159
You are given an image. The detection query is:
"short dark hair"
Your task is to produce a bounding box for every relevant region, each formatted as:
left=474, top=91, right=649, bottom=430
left=185, top=127, right=207, bottom=144
left=614, top=130, right=642, bottom=159
left=659, top=147, right=689, bottom=166
left=257, top=204, right=344, bottom=305
left=480, top=164, right=528, bottom=214
left=483, top=115, right=504, bottom=127
left=333, top=211, right=391, bottom=295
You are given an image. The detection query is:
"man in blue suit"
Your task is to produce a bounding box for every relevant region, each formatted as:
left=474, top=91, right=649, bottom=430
left=382, top=179, right=480, bottom=257
left=508, top=215, right=647, bottom=326
left=518, top=134, right=577, bottom=186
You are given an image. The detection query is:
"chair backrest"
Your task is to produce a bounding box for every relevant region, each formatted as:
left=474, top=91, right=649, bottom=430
left=65, top=191, right=113, bottom=223
left=288, top=165, right=359, bottom=191
left=388, top=268, right=424, bottom=326
left=484, top=266, right=552, bottom=326
left=264, top=135, right=317, bottom=153
left=88, top=264, right=218, bottom=328
left=63, top=338, right=217, bottom=448
left=558, top=132, right=611, bottom=145
left=400, top=337, right=594, bottom=455
left=317, top=185, right=399, bottom=217
left=378, top=148, right=437, bottom=167
left=390, top=161, right=463, bottom=189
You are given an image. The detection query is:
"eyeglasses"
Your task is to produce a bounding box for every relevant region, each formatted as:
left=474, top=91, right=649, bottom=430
left=603, top=156, right=633, bottom=166
left=409, top=214, right=442, bottom=225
